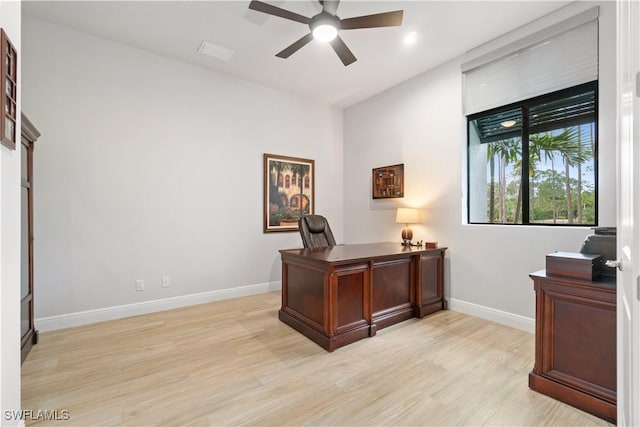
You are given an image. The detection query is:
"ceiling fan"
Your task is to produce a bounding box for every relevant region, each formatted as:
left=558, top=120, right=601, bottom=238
left=248, top=0, right=403, bottom=66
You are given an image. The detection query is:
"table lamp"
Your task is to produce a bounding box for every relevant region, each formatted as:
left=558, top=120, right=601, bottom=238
left=395, top=207, right=419, bottom=246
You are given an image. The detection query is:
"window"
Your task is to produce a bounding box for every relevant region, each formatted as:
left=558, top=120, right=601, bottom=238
left=468, top=81, right=597, bottom=226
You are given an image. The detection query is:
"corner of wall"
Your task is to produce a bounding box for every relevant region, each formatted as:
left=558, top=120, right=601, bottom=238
left=0, top=0, right=24, bottom=423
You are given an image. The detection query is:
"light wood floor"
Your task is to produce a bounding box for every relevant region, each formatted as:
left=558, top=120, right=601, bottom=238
left=22, top=292, right=612, bottom=426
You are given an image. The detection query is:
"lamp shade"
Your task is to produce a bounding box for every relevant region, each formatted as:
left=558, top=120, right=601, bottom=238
left=395, top=208, right=419, bottom=224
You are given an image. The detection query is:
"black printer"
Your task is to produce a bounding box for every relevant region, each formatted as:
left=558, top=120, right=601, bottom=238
left=579, top=227, right=616, bottom=277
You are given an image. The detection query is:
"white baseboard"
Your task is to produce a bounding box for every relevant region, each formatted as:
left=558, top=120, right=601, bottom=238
left=35, top=285, right=533, bottom=334
left=35, top=281, right=282, bottom=332
left=446, top=298, right=535, bottom=333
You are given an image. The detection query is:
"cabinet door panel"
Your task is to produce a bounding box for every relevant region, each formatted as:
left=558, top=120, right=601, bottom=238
left=286, top=264, right=324, bottom=328
left=372, top=259, right=412, bottom=315
left=421, top=255, right=441, bottom=304
left=333, top=265, right=369, bottom=334
left=542, top=290, right=616, bottom=398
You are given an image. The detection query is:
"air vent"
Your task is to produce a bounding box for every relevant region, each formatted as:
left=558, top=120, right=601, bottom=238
left=197, top=40, right=234, bottom=62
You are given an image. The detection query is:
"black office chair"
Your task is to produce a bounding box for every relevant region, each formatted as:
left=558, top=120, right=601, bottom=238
left=298, top=215, right=336, bottom=249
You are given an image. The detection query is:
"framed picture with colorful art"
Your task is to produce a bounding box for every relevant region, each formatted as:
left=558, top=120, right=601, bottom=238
left=263, top=153, right=315, bottom=232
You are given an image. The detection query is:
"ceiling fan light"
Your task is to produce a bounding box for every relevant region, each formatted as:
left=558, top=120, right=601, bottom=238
left=312, top=24, right=338, bottom=42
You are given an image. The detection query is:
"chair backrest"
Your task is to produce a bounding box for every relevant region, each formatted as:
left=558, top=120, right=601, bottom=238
left=298, top=215, right=336, bottom=248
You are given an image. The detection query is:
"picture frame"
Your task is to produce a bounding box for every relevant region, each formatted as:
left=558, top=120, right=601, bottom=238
left=264, top=153, right=315, bottom=233
left=1, top=28, right=18, bottom=150
left=372, top=163, right=404, bottom=199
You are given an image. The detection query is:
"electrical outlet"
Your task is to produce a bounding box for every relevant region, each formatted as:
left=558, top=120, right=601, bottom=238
left=136, top=279, right=145, bottom=291
left=162, top=276, right=170, bottom=288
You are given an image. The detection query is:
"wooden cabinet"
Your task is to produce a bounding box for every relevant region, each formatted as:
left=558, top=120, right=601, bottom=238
left=529, top=270, right=616, bottom=423
left=280, top=243, right=446, bottom=351
left=21, top=114, right=41, bottom=362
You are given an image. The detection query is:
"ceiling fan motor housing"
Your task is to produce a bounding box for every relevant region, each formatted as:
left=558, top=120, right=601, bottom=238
left=310, top=13, right=341, bottom=33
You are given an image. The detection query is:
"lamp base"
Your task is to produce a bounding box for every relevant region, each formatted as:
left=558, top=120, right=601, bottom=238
left=401, top=226, right=413, bottom=243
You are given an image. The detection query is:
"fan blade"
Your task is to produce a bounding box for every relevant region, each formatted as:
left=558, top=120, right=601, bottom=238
left=330, top=35, right=357, bottom=66
left=276, top=33, right=314, bottom=58
left=340, top=10, right=403, bottom=30
left=322, top=0, right=340, bottom=15
left=248, top=0, right=311, bottom=25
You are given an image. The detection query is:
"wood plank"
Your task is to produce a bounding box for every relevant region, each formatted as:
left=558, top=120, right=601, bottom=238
left=21, top=292, right=610, bottom=426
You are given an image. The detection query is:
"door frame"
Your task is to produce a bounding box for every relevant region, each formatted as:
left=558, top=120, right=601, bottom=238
left=615, top=0, right=640, bottom=424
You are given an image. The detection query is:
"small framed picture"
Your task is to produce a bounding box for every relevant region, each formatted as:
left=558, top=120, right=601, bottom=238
left=372, top=164, right=404, bottom=199
left=1, top=28, right=17, bottom=150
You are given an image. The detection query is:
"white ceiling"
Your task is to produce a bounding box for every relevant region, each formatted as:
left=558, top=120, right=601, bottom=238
left=23, top=0, right=572, bottom=108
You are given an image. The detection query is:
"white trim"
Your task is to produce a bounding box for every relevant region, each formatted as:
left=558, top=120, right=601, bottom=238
left=446, top=298, right=535, bottom=333
left=35, top=281, right=282, bottom=332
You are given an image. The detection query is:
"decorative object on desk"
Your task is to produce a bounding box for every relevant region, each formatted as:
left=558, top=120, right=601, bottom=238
left=396, top=207, right=419, bottom=246
left=425, top=242, right=438, bottom=249
left=1, top=28, right=18, bottom=149
left=546, top=251, right=603, bottom=280
left=372, top=164, right=404, bottom=199
left=263, top=153, right=314, bottom=233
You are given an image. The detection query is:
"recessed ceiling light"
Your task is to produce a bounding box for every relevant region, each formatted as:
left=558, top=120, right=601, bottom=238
left=404, top=31, right=417, bottom=45
left=197, top=40, right=234, bottom=62
left=501, top=120, right=517, bottom=128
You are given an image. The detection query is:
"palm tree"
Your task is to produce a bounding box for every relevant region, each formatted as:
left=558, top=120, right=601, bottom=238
left=290, top=163, right=310, bottom=218
left=530, top=129, right=588, bottom=223
left=269, top=160, right=284, bottom=205
left=490, top=138, right=520, bottom=222
left=529, top=132, right=562, bottom=222
left=555, top=128, right=588, bottom=223
left=487, top=145, right=496, bottom=222
left=576, top=123, right=595, bottom=223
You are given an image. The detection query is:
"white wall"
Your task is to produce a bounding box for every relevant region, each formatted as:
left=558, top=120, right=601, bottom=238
left=0, top=0, right=22, bottom=423
left=21, top=16, right=343, bottom=324
left=343, top=1, right=616, bottom=328
left=20, top=2, right=615, bottom=333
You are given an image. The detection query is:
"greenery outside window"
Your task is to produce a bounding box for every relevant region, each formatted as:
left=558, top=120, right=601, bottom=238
left=467, top=81, right=598, bottom=226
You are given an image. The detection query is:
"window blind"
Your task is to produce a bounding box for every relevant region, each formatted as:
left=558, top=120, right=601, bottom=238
left=462, top=8, right=598, bottom=116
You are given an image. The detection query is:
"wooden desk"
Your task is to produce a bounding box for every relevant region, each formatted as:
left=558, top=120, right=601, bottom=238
left=529, top=270, right=616, bottom=423
left=279, top=242, right=447, bottom=351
